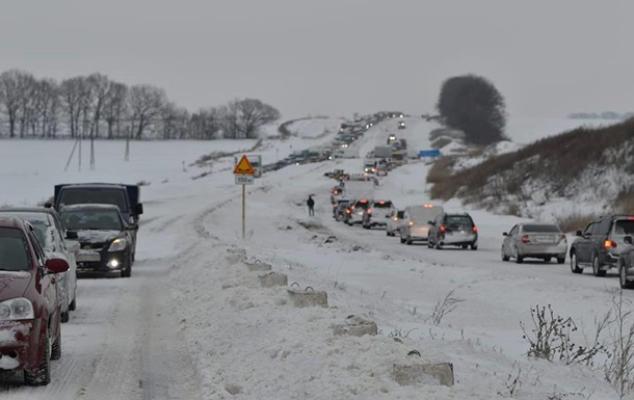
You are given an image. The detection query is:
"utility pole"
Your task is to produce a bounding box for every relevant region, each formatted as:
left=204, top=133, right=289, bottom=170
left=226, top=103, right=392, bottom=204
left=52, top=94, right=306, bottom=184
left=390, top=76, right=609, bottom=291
left=124, top=126, right=130, bottom=161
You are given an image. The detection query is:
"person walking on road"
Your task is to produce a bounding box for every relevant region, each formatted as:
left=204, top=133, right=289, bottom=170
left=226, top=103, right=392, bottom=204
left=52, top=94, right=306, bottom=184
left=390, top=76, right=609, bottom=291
left=307, top=195, right=315, bottom=216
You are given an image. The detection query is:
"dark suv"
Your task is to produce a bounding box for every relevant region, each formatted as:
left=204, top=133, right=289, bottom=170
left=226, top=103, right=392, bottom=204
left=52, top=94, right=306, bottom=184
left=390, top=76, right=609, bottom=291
left=569, top=215, right=634, bottom=277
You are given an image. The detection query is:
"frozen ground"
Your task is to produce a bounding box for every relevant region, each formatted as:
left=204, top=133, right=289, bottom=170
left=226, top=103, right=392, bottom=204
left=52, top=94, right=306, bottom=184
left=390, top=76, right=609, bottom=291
left=0, top=117, right=628, bottom=399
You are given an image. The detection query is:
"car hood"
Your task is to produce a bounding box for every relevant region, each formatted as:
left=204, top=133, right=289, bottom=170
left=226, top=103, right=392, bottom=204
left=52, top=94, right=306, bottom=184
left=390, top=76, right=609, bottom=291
left=77, top=230, right=122, bottom=244
left=0, top=271, right=33, bottom=300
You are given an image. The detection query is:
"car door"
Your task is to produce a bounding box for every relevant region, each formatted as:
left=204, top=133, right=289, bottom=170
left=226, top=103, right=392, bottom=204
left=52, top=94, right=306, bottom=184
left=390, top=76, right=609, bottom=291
left=576, top=223, right=594, bottom=264
left=52, top=219, right=77, bottom=305
left=27, top=229, right=58, bottom=318
left=400, top=211, right=409, bottom=237
left=506, top=225, right=519, bottom=256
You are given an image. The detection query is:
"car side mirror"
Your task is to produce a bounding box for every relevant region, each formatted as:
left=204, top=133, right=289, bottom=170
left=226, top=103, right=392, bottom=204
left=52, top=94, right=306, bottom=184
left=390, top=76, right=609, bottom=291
left=135, top=203, right=144, bottom=215
left=625, top=236, right=633, bottom=245
left=65, top=231, right=78, bottom=240
left=503, top=232, right=508, bottom=236
left=576, top=230, right=583, bottom=237
left=44, top=201, right=53, bottom=209
left=45, top=258, right=69, bottom=274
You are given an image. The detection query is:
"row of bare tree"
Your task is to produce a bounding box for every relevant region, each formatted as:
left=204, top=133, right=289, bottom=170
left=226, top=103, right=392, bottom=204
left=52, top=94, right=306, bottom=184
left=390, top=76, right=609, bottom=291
left=0, top=69, right=280, bottom=140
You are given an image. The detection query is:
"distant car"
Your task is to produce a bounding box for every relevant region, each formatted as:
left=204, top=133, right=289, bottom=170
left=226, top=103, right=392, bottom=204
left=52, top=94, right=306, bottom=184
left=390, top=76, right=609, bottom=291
left=502, top=223, right=567, bottom=264
left=345, top=199, right=371, bottom=226
left=399, top=205, right=444, bottom=244
left=398, top=121, right=406, bottom=129
left=60, top=204, right=136, bottom=278
left=362, top=200, right=395, bottom=229
left=570, top=215, right=634, bottom=276
left=0, top=208, right=78, bottom=323
left=386, top=210, right=405, bottom=236
left=0, top=217, right=69, bottom=386
left=428, top=212, right=478, bottom=250
left=387, top=134, right=397, bottom=145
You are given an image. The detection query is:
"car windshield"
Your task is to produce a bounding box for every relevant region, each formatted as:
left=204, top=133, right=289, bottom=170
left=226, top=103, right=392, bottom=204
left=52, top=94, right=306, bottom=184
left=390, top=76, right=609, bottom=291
left=373, top=201, right=393, bottom=208
left=59, top=188, right=128, bottom=212
left=355, top=201, right=370, bottom=210
left=0, top=228, right=31, bottom=271
left=61, top=209, right=123, bottom=231
left=523, top=224, right=560, bottom=233
left=446, top=215, right=473, bottom=229
left=614, top=219, right=634, bottom=235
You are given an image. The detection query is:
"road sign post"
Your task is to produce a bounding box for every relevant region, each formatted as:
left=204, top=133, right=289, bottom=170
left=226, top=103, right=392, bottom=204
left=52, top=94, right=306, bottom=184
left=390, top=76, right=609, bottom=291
left=234, top=155, right=256, bottom=240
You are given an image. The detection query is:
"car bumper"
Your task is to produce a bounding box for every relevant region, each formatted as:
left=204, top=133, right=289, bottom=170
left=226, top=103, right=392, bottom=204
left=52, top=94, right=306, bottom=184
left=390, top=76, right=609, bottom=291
left=441, top=233, right=477, bottom=245
left=518, top=243, right=567, bottom=257
left=76, top=250, right=127, bottom=276
left=0, top=320, right=39, bottom=371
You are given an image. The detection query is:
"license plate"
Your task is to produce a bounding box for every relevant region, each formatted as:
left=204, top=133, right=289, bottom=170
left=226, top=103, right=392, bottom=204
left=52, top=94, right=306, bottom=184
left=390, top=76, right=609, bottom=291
left=535, top=236, right=554, bottom=243
left=77, top=250, right=101, bottom=262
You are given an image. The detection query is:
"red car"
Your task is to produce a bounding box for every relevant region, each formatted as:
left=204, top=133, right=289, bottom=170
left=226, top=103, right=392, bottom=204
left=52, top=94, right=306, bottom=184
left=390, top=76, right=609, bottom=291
left=0, top=217, right=69, bottom=386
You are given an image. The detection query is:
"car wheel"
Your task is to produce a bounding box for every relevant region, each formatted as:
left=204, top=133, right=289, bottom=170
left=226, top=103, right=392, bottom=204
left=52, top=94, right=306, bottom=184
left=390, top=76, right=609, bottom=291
left=516, top=255, right=524, bottom=264
left=543, top=257, right=552, bottom=263
left=51, top=324, right=62, bottom=361
left=61, top=311, right=69, bottom=323
left=400, top=236, right=405, bottom=244
left=24, top=329, right=51, bottom=386
left=122, top=257, right=132, bottom=278
left=620, top=260, right=634, bottom=289
left=502, top=247, right=510, bottom=261
left=592, top=255, right=606, bottom=277
left=557, top=257, right=565, bottom=264
left=406, top=237, right=413, bottom=245
left=435, top=241, right=442, bottom=250
left=470, top=244, right=478, bottom=251
left=461, top=244, right=468, bottom=249
left=570, top=252, right=583, bottom=273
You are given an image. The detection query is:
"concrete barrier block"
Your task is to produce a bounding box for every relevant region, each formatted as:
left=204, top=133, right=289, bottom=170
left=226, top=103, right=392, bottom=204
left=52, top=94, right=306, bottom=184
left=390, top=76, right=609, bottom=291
left=392, top=362, right=454, bottom=387
left=258, top=272, right=288, bottom=288
left=245, top=259, right=272, bottom=272
left=287, top=286, right=328, bottom=308
left=332, top=315, right=377, bottom=337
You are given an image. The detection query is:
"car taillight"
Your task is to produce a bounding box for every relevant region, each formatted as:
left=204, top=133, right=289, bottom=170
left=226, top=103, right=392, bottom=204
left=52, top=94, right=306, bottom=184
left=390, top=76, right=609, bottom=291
left=472, top=226, right=478, bottom=233
left=392, top=217, right=398, bottom=221
left=408, top=221, right=414, bottom=226
left=367, top=208, right=373, bottom=214
left=439, top=224, right=446, bottom=233
left=604, top=240, right=617, bottom=249
left=346, top=209, right=352, bottom=214
left=521, top=235, right=530, bottom=244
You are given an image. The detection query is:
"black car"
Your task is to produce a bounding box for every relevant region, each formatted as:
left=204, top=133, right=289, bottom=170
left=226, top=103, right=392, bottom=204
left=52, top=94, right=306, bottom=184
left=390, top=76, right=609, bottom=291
left=570, top=215, right=634, bottom=277
left=59, top=204, right=137, bottom=278
left=618, top=236, right=634, bottom=289
left=333, top=199, right=351, bottom=221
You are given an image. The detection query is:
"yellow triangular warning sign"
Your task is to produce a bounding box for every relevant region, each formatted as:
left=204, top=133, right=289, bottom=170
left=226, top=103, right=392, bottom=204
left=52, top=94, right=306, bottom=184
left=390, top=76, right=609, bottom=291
left=234, top=155, right=255, bottom=175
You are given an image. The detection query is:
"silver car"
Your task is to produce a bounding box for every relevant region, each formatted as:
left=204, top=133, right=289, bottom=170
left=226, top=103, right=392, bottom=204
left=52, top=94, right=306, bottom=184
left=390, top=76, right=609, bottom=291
left=386, top=210, right=405, bottom=237
left=399, top=205, right=444, bottom=245
left=0, top=208, right=79, bottom=322
left=501, top=223, right=567, bottom=264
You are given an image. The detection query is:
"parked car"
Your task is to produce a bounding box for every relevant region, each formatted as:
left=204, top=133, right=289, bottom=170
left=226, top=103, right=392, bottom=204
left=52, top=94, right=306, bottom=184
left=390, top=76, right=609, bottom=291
left=399, top=205, right=444, bottom=244
left=398, top=121, right=406, bottom=129
left=387, top=134, right=397, bottom=145
left=428, top=212, right=478, bottom=250
left=0, top=217, right=69, bottom=385
left=345, top=199, right=371, bottom=226
left=59, top=204, right=136, bottom=278
left=502, top=223, right=567, bottom=264
left=0, top=208, right=78, bottom=323
left=362, top=200, right=395, bottom=229
left=570, top=215, right=634, bottom=276
left=386, top=210, right=405, bottom=237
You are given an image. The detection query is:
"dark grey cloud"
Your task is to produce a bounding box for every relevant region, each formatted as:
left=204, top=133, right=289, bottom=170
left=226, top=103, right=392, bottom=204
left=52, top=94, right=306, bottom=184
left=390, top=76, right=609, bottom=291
left=1, top=0, right=631, bottom=118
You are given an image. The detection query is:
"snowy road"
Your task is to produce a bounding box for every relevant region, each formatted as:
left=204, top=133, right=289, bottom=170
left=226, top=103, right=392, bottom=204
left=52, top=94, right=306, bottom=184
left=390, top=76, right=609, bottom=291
left=0, top=118, right=626, bottom=398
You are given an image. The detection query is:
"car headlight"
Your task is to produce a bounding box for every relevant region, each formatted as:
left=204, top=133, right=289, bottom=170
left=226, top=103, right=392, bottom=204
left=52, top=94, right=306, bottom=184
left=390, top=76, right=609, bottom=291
left=108, top=238, right=128, bottom=252
left=0, top=298, right=35, bottom=321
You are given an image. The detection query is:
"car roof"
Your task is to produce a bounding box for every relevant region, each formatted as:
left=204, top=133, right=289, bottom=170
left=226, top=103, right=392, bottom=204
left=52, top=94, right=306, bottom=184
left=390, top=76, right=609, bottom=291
left=0, top=216, right=29, bottom=230
left=0, top=207, right=58, bottom=216
left=60, top=183, right=127, bottom=190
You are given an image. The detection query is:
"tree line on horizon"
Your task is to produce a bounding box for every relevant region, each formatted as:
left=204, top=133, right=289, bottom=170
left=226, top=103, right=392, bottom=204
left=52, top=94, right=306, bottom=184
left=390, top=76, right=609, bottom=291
left=0, top=69, right=280, bottom=140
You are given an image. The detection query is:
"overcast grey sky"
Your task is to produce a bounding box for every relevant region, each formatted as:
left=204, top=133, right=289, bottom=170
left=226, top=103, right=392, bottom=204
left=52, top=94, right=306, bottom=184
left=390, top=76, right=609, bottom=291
left=0, top=0, right=631, bottom=119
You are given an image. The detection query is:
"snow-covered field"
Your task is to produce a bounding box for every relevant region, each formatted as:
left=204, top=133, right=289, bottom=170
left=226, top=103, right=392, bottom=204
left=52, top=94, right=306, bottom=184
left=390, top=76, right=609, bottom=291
left=0, top=117, right=629, bottom=399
